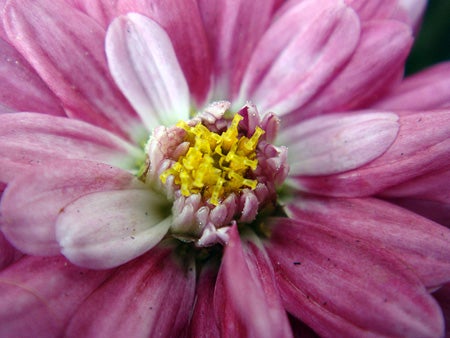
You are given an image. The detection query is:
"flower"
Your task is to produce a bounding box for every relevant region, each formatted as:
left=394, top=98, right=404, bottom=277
left=0, top=0, right=449, bottom=337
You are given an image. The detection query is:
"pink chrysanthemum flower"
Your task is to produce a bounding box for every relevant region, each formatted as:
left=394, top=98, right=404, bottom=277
left=0, top=0, right=449, bottom=336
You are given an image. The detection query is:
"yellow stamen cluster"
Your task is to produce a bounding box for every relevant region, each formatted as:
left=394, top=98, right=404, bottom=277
left=160, top=114, right=264, bottom=205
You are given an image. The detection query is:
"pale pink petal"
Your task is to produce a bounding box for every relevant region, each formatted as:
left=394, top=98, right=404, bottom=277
left=434, top=284, right=450, bottom=338
left=106, top=13, right=190, bottom=129
left=198, top=0, right=277, bottom=100
left=4, top=0, right=140, bottom=138
left=266, top=218, right=445, bottom=337
left=0, top=160, right=142, bottom=256
left=0, top=255, right=112, bottom=337
left=0, top=113, right=140, bottom=183
left=214, top=226, right=293, bottom=337
left=286, top=196, right=450, bottom=288
left=280, top=112, right=399, bottom=176
left=237, top=0, right=360, bottom=115
left=292, top=20, right=412, bottom=119
left=0, top=38, right=64, bottom=116
left=56, top=189, right=171, bottom=269
left=372, top=62, right=450, bottom=111
left=65, top=247, right=195, bottom=337
left=188, top=262, right=220, bottom=337
left=294, top=110, right=450, bottom=196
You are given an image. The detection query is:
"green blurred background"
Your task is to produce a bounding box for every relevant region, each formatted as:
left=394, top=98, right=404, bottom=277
left=406, top=0, right=450, bottom=74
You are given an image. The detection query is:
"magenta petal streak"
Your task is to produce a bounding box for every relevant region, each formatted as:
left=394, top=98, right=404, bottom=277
left=266, top=218, right=444, bottom=338
left=0, top=255, right=112, bottom=337
left=4, top=0, right=140, bottom=139
left=65, top=247, right=195, bottom=338
left=286, top=196, right=450, bottom=288
left=214, top=226, right=293, bottom=337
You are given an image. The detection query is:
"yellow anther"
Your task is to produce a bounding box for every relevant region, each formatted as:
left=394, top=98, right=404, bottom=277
left=244, top=127, right=265, bottom=153
left=160, top=114, right=263, bottom=205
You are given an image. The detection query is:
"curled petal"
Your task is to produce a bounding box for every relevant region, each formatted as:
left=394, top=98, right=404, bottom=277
left=294, top=110, right=450, bottom=196
left=106, top=13, right=190, bottom=130
left=0, top=160, right=142, bottom=256
left=266, top=218, right=445, bottom=338
left=214, top=226, right=292, bottom=337
left=280, top=112, right=399, bottom=176
left=0, top=255, right=112, bottom=337
left=286, top=196, right=450, bottom=288
left=65, top=247, right=196, bottom=337
left=56, top=189, right=171, bottom=269
left=4, top=0, right=140, bottom=138
left=237, top=0, right=360, bottom=115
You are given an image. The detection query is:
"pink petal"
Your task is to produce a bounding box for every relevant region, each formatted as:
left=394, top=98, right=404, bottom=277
left=266, top=218, right=445, bottom=337
left=198, top=0, right=278, bottom=100
left=0, top=113, right=140, bottom=183
left=65, top=246, right=196, bottom=337
left=214, top=226, right=293, bottom=337
left=0, top=160, right=142, bottom=256
left=291, top=20, right=412, bottom=119
left=280, top=112, right=399, bottom=176
left=372, top=62, right=450, bottom=111
left=0, top=38, right=64, bottom=116
left=388, top=197, right=450, bottom=228
left=118, top=0, right=212, bottom=105
left=188, top=262, right=220, bottom=337
left=56, top=189, right=171, bottom=269
left=0, top=255, right=112, bottom=337
left=64, top=0, right=119, bottom=28
left=294, top=110, right=450, bottom=196
left=286, top=196, right=450, bottom=288
left=106, top=13, right=190, bottom=130
left=381, top=163, right=450, bottom=226
left=65, top=0, right=212, bottom=104
left=4, top=0, right=140, bottom=138
left=237, top=0, right=360, bottom=115
left=345, top=0, right=402, bottom=21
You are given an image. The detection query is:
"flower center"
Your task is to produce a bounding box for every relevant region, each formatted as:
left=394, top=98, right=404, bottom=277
left=143, top=102, right=289, bottom=246
left=159, top=114, right=264, bottom=205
